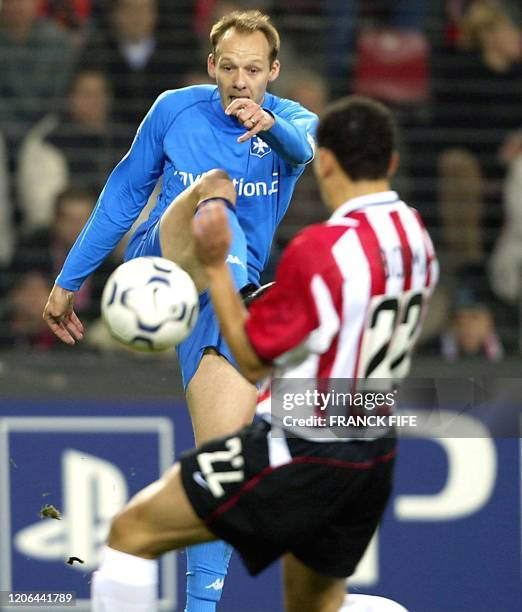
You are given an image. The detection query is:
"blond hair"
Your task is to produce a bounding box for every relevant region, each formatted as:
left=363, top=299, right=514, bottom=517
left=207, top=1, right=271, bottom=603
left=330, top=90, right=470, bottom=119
left=461, top=0, right=515, bottom=48
left=210, top=10, right=280, bottom=64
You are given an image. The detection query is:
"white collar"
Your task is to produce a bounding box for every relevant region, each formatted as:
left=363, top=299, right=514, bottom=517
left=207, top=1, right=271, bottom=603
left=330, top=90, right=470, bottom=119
left=330, top=191, right=400, bottom=219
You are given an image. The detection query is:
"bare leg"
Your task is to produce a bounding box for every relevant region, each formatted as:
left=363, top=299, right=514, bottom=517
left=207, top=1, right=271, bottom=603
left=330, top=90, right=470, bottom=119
left=159, top=169, right=236, bottom=292
left=187, top=349, right=258, bottom=445
left=108, top=463, right=215, bottom=558
left=283, top=554, right=346, bottom=612
left=182, top=352, right=257, bottom=610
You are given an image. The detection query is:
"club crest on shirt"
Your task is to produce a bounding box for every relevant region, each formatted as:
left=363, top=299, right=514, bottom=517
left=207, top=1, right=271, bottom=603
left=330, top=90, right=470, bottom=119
left=250, top=137, right=271, bottom=158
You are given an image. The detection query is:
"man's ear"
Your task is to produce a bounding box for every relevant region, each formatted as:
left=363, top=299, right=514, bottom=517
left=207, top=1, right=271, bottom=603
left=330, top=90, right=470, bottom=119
left=387, top=151, right=400, bottom=178
left=207, top=53, right=217, bottom=80
left=268, top=59, right=280, bottom=82
left=316, top=147, right=336, bottom=179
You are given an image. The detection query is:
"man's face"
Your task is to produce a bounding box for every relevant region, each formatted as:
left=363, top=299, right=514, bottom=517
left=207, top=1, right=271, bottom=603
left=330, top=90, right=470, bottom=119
left=208, top=29, right=279, bottom=108
left=70, top=73, right=110, bottom=127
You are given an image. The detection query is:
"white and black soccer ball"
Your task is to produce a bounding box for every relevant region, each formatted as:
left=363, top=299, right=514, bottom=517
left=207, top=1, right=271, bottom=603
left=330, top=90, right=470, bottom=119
left=101, top=257, right=199, bottom=351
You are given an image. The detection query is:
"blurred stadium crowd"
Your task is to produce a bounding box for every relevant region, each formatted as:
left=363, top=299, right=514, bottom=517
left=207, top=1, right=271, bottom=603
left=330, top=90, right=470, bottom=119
left=0, top=0, right=521, bottom=363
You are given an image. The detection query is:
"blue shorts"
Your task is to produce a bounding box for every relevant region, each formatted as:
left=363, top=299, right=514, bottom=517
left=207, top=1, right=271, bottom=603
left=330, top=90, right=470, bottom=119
left=125, top=209, right=249, bottom=389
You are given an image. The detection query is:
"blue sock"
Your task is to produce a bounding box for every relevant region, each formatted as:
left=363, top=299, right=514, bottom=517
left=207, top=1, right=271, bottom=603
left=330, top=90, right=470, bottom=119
left=185, top=541, right=233, bottom=612
left=224, top=206, right=248, bottom=290
left=195, top=200, right=248, bottom=291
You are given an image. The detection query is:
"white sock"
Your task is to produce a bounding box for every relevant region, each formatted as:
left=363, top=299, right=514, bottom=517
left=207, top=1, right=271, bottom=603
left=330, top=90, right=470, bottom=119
left=91, top=546, right=159, bottom=612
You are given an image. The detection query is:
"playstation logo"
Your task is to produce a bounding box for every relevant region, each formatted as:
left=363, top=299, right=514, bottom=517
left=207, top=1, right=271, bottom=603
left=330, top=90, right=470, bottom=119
left=14, top=450, right=128, bottom=571
left=2, top=415, right=176, bottom=609
left=250, top=137, right=271, bottom=158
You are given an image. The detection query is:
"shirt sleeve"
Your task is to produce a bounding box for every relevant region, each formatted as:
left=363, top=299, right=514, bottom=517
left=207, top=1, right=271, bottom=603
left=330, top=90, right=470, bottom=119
left=245, top=232, right=321, bottom=363
left=260, top=99, right=317, bottom=167
left=55, top=91, right=175, bottom=291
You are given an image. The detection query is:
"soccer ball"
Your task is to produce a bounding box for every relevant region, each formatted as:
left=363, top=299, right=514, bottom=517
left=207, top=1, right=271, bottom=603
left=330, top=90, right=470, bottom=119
left=101, top=257, right=199, bottom=351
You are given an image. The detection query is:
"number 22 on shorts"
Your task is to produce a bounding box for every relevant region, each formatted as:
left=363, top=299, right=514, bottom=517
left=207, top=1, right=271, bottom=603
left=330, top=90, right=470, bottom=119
left=196, top=437, right=245, bottom=498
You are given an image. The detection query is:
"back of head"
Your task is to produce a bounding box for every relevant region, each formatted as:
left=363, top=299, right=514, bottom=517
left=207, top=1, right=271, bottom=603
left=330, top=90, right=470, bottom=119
left=210, top=10, right=280, bottom=64
left=317, top=96, right=397, bottom=181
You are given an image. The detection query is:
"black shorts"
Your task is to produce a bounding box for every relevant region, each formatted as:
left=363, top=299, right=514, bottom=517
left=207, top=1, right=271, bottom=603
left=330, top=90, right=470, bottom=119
left=180, top=420, right=396, bottom=578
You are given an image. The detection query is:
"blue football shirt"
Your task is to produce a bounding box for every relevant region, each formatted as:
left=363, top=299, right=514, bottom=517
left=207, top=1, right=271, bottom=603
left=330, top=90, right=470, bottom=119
left=56, top=84, right=317, bottom=290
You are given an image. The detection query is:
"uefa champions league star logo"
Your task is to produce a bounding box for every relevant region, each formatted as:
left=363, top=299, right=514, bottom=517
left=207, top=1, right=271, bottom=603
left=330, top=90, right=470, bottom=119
left=250, top=137, right=271, bottom=158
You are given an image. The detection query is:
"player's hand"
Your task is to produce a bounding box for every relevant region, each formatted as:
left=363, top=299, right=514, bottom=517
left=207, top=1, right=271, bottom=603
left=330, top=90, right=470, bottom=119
left=225, top=98, right=275, bottom=143
left=43, top=284, right=84, bottom=345
left=193, top=201, right=232, bottom=269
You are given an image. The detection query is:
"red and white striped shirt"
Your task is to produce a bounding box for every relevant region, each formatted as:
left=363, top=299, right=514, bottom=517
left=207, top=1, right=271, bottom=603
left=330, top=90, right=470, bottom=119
left=245, top=191, right=438, bottom=434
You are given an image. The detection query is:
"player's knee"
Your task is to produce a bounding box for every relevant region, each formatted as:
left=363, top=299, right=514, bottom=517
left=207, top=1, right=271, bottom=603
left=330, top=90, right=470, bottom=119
left=202, top=168, right=231, bottom=184
left=107, top=505, right=156, bottom=559
left=107, top=507, right=135, bottom=550
left=198, top=169, right=236, bottom=204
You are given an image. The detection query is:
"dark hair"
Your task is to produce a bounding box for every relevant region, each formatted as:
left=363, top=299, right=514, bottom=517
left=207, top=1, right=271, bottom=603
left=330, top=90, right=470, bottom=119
left=66, top=67, right=110, bottom=97
left=317, top=96, right=397, bottom=181
left=210, top=10, right=280, bottom=64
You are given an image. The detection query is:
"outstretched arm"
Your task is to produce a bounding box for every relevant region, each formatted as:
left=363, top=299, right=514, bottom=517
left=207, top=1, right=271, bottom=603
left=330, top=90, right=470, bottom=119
left=55, top=92, right=174, bottom=293
left=43, top=169, right=238, bottom=344
left=44, top=92, right=174, bottom=344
